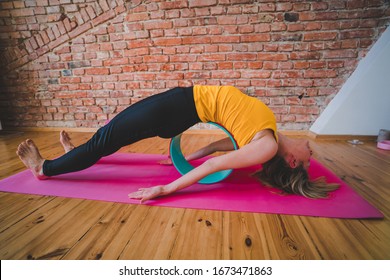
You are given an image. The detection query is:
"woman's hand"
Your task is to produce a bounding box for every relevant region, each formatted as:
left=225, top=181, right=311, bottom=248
left=159, top=157, right=173, bottom=165
left=128, top=185, right=165, bottom=203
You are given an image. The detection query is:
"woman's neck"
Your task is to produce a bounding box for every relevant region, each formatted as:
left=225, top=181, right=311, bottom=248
left=277, top=133, right=292, bottom=157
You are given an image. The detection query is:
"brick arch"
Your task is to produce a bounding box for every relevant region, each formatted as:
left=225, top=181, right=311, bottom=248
left=1, top=0, right=129, bottom=73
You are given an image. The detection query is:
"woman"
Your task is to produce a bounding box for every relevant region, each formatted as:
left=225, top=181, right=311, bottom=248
left=16, top=86, right=338, bottom=202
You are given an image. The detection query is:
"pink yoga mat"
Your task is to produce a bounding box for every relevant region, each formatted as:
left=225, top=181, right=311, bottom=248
left=0, top=153, right=383, bottom=219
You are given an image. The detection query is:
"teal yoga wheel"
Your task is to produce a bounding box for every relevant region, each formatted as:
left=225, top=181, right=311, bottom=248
left=169, top=122, right=238, bottom=184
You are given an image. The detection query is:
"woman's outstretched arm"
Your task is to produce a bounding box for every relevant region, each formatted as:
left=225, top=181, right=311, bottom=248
left=187, top=137, right=236, bottom=160
left=129, top=132, right=278, bottom=202
left=160, top=137, right=235, bottom=165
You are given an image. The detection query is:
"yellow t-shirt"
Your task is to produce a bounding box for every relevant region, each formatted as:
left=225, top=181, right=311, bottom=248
left=193, top=85, right=278, bottom=148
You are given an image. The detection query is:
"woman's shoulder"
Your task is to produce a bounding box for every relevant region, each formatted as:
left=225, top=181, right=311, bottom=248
left=251, top=129, right=278, bottom=143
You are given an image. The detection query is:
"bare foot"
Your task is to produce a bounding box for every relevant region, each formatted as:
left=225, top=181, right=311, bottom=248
left=159, top=155, right=173, bottom=165
left=159, top=158, right=173, bottom=165
left=16, top=139, right=48, bottom=180
left=60, top=130, right=75, bottom=153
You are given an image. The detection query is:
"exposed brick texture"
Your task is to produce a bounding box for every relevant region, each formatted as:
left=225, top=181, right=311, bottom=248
left=0, top=0, right=389, bottom=130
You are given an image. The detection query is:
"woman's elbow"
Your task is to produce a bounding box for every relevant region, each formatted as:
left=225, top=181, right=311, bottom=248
left=203, top=157, right=223, bottom=173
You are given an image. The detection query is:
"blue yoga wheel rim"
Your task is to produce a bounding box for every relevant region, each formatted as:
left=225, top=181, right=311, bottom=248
left=169, top=122, right=238, bottom=184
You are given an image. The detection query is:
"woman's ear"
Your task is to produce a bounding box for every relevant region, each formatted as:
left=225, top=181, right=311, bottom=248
left=287, top=154, right=298, bottom=168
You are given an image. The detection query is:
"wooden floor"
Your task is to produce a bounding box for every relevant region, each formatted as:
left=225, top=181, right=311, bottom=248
left=0, top=130, right=389, bottom=260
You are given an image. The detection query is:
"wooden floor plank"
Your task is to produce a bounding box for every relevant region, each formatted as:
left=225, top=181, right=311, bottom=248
left=169, top=209, right=223, bottom=259
left=299, top=217, right=379, bottom=259
left=118, top=206, right=186, bottom=260
left=260, top=215, right=325, bottom=259
left=222, top=212, right=272, bottom=259
left=62, top=203, right=151, bottom=260
left=0, top=193, right=54, bottom=233
left=0, top=197, right=112, bottom=259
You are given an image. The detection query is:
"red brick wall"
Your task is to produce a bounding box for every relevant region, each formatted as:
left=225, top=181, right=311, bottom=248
left=0, top=0, right=389, bottom=130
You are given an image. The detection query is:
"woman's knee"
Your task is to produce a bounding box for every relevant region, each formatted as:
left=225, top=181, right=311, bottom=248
left=86, top=128, right=110, bottom=152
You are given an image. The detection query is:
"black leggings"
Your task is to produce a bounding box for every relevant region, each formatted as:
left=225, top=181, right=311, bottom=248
left=43, top=87, right=200, bottom=176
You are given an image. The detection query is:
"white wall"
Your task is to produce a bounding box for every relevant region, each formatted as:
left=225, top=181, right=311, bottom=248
left=310, top=27, right=390, bottom=136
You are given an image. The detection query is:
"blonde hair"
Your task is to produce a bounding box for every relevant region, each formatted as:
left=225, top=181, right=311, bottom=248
left=253, top=155, right=339, bottom=199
